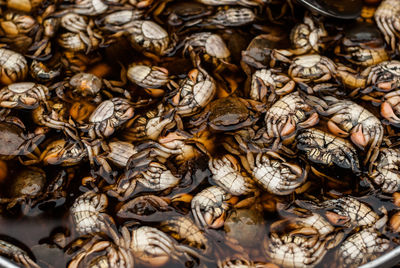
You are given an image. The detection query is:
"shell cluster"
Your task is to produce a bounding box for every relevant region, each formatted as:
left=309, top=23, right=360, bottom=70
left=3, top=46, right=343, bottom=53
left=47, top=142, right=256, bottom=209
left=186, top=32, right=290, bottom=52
left=1, top=0, right=400, bottom=268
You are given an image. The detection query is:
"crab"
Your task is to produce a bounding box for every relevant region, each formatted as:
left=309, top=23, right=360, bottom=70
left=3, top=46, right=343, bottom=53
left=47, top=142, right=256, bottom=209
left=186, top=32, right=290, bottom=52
left=58, top=13, right=103, bottom=54
left=186, top=6, right=256, bottom=29
left=0, top=239, right=40, bottom=268
left=122, top=104, right=176, bottom=142
left=171, top=65, right=216, bottom=117
left=296, top=128, right=361, bottom=174
left=29, top=60, right=60, bottom=83
left=182, top=32, right=233, bottom=72
left=242, top=151, right=307, bottom=195
left=107, top=157, right=181, bottom=201
left=191, top=96, right=264, bottom=132
left=95, top=9, right=143, bottom=32
left=250, top=68, right=295, bottom=104
left=272, top=15, right=327, bottom=58
left=126, top=64, right=178, bottom=97
left=334, top=22, right=388, bottom=67
left=369, top=148, right=400, bottom=193
left=0, top=48, right=28, bottom=85
left=40, top=138, right=88, bottom=166
left=263, top=91, right=319, bottom=147
left=264, top=215, right=340, bottom=268
left=0, top=166, right=46, bottom=213
left=336, top=228, right=390, bottom=267
left=159, top=216, right=209, bottom=251
left=307, top=95, right=383, bottom=169
left=374, top=0, right=400, bottom=51
left=209, top=154, right=257, bottom=196
left=0, top=116, right=44, bottom=165
left=80, top=98, right=135, bottom=139
left=70, top=191, right=115, bottom=235
left=286, top=54, right=338, bottom=94
left=0, top=82, right=49, bottom=109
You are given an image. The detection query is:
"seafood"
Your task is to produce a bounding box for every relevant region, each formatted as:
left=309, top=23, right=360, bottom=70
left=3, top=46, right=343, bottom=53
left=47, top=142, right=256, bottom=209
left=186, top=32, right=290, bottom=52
left=0, top=239, right=39, bottom=268
left=336, top=228, right=390, bottom=267
left=264, top=91, right=319, bottom=144
left=172, top=66, right=216, bottom=116
left=244, top=152, right=307, bottom=195
left=308, top=95, right=383, bottom=168
left=370, top=148, right=400, bottom=193
left=0, top=82, right=49, bottom=109
left=297, top=128, right=361, bottom=174
left=0, top=48, right=28, bottom=85
left=191, top=186, right=233, bottom=229
left=70, top=191, right=114, bottom=234
left=209, top=154, right=257, bottom=196
left=374, top=0, right=400, bottom=51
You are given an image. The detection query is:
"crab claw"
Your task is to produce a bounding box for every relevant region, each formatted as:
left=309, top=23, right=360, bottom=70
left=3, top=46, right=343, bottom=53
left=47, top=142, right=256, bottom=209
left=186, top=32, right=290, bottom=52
left=208, top=211, right=226, bottom=229
left=381, top=101, right=400, bottom=123
left=280, top=116, right=296, bottom=137
left=377, top=82, right=393, bottom=92
left=188, top=69, right=199, bottom=82
left=325, top=211, right=350, bottom=226
left=350, top=124, right=368, bottom=149
left=327, top=120, right=348, bottom=137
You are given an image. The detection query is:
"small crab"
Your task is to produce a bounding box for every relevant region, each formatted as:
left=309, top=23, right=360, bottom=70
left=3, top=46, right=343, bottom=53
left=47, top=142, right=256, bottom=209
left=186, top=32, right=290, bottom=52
left=381, top=89, right=400, bottom=125
left=62, top=0, right=109, bottom=16
left=113, top=225, right=203, bottom=267
left=80, top=98, right=135, bottom=139
left=369, top=148, right=400, bottom=193
left=336, top=228, right=390, bottom=267
left=108, top=157, right=181, bottom=201
left=272, top=15, right=327, bottom=58
left=340, top=61, right=400, bottom=95
left=188, top=7, right=256, bottom=29
left=127, top=64, right=177, bottom=97
left=182, top=32, right=233, bottom=72
left=296, top=128, right=361, bottom=174
left=0, top=48, right=28, bottom=85
left=334, top=22, right=388, bottom=67
left=374, top=0, right=400, bottom=51
left=264, top=218, right=337, bottom=268
left=159, top=216, right=209, bottom=251
left=0, top=239, right=39, bottom=268
left=125, top=20, right=172, bottom=58
left=122, top=104, right=176, bottom=142
left=171, top=65, right=216, bottom=117
left=58, top=13, right=103, bottom=54
left=0, top=116, right=44, bottom=165
left=0, top=11, right=38, bottom=36
left=304, top=197, right=382, bottom=228
left=263, top=91, right=319, bottom=146
left=0, top=82, right=49, bottom=109
left=209, top=154, right=257, bottom=196
left=287, top=54, right=338, bottom=93
left=70, top=191, right=115, bottom=235
left=96, top=9, right=143, bottom=32
left=192, top=96, right=264, bottom=132
left=0, top=166, right=46, bottom=213
left=29, top=60, right=60, bottom=83
left=242, top=151, right=307, bottom=195
left=67, top=231, right=134, bottom=268
left=184, top=185, right=233, bottom=229
left=250, top=68, right=295, bottom=104
left=40, top=138, right=88, bottom=166
left=308, top=95, right=383, bottom=169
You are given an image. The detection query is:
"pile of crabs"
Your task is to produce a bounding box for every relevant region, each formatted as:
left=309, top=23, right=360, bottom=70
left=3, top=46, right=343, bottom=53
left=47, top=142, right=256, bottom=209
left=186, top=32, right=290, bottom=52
left=3, top=0, right=400, bottom=267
